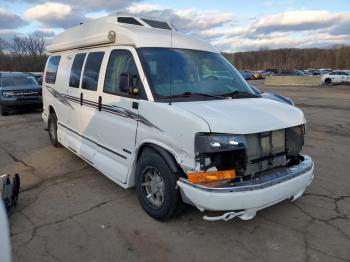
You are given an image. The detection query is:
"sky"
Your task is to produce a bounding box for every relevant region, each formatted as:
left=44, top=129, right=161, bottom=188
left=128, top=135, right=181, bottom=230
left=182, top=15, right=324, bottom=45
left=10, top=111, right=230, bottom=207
left=0, top=0, right=349, bottom=52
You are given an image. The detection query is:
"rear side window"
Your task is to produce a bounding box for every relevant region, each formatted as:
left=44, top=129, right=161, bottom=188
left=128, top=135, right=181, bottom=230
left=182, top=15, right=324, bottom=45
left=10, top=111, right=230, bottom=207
left=82, top=52, right=104, bottom=91
left=104, top=50, right=138, bottom=96
left=45, top=56, right=61, bottom=84
left=69, top=53, right=86, bottom=88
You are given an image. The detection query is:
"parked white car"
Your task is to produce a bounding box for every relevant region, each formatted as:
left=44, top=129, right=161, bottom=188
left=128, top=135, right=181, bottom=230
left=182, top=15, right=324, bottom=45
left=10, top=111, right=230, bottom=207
left=42, top=16, right=314, bottom=221
left=321, top=71, right=350, bottom=85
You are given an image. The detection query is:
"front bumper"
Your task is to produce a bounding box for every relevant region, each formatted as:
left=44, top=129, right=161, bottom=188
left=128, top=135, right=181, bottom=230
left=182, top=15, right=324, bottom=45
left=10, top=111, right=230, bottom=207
left=177, top=155, right=314, bottom=220
left=1, top=96, right=42, bottom=107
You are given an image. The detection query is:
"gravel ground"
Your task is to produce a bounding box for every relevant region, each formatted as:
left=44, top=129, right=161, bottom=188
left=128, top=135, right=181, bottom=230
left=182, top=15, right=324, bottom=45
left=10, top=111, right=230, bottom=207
left=1, top=81, right=349, bottom=262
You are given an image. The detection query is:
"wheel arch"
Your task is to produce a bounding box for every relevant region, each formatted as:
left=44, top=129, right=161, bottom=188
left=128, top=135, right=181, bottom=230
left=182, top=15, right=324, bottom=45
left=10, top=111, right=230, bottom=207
left=127, top=142, right=185, bottom=187
left=48, top=105, right=56, bottom=116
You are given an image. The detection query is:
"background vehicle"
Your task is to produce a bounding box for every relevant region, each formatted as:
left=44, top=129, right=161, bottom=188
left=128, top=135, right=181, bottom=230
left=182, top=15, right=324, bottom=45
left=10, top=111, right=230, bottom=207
left=29, top=72, right=43, bottom=86
left=265, top=69, right=280, bottom=75
left=277, top=69, right=305, bottom=76
left=321, top=71, right=350, bottom=85
left=249, top=84, right=294, bottom=106
left=0, top=72, right=42, bottom=116
left=319, top=69, right=332, bottom=75
left=304, top=69, right=321, bottom=75
left=239, top=70, right=253, bottom=79
left=252, top=70, right=264, bottom=79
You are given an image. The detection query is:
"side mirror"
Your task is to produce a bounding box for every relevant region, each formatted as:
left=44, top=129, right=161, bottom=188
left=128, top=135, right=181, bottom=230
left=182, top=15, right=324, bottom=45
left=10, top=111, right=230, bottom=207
left=119, top=73, right=139, bottom=95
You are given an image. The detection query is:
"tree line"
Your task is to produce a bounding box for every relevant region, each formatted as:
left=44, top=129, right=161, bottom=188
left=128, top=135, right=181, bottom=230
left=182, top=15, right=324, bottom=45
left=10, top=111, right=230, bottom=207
left=1, top=34, right=350, bottom=72
left=0, top=34, right=47, bottom=72
left=223, top=46, right=350, bottom=70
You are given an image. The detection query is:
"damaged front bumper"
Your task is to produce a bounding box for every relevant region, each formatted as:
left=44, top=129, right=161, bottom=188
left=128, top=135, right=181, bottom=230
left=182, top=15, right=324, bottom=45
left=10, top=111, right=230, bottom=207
left=177, top=155, right=314, bottom=221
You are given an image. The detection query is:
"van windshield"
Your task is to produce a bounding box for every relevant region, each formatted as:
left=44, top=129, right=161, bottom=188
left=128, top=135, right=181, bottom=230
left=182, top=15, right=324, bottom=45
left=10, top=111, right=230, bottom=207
left=138, top=48, right=254, bottom=101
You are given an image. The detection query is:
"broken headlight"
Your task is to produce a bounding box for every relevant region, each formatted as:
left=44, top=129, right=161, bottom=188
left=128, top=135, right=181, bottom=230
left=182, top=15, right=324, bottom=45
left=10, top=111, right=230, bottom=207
left=195, top=133, right=246, bottom=153
left=194, top=133, right=247, bottom=172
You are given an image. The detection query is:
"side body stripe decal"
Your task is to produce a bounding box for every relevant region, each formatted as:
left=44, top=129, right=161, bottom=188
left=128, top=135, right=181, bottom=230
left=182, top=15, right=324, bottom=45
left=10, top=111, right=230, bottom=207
left=46, top=85, right=162, bottom=131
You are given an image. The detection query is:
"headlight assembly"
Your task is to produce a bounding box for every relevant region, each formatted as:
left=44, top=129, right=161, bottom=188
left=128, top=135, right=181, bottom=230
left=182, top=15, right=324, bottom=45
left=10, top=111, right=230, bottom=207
left=2, top=91, right=16, bottom=97
left=195, top=133, right=246, bottom=153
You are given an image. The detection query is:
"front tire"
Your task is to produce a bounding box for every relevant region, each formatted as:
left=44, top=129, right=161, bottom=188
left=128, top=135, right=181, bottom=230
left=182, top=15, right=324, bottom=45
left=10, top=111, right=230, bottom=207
left=135, top=149, right=184, bottom=221
left=0, top=105, right=8, bottom=116
left=48, top=113, right=60, bottom=147
left=325, top=78, right=332, bottom=85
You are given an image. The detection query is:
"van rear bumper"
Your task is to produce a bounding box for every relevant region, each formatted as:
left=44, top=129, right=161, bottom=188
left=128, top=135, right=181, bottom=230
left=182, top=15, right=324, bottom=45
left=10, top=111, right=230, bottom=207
left=177, top=155, right=314, bottom=220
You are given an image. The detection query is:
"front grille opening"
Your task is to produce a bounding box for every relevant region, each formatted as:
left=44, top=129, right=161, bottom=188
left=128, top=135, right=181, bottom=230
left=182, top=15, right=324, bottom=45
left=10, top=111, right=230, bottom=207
left=194, top=125, right=304, bottom=180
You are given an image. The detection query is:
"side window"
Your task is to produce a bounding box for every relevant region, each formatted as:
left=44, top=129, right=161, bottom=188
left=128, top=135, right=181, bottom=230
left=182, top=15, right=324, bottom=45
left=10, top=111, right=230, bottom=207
left=45, top=56, right=61, bottom=84
left=104, top=50, right=138, bottom=96
left=82, top=52, right=104, bottom=91
left=69, top=53, right=86, bottom=88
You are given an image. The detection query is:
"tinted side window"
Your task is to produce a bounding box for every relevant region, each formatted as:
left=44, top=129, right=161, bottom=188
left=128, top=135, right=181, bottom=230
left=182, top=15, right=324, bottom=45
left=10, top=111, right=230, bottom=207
left=82, top=52, right=104, bottom=91
left=45, top=56, right=61, bottom=84
left=104, top=50, right=138, bottom=95
left=69, top=53, right=86, bottom=88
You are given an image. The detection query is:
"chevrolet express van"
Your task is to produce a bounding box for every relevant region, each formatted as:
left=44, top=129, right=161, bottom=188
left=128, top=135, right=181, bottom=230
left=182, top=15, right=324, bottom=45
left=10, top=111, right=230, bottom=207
left=42, top=16, right=314, bottom=221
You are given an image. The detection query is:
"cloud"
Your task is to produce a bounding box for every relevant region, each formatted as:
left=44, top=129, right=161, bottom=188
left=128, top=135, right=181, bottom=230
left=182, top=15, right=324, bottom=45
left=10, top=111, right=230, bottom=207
left=24, top=2, right=85, bottom=28
left=125, top=3, right=235, bottom=34
left=24, top=2, right=72, bottom=20
left=5, top=0, right=140, bottom=12
left=262, top=0, right=295, bottom=7
left=253, top=10, right=350, bottom=34
left=0, top=8, right=25, bottom=30
left=0, top=30, right=23, bottom=41
left=3, top=1, right=350, bottom=52
left=32, top=29, right=56, bottom=38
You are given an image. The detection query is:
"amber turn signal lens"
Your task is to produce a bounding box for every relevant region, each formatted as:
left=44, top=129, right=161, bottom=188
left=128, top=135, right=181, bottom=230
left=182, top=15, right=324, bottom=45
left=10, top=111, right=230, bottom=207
left=187, top=170, right=236, bottom=183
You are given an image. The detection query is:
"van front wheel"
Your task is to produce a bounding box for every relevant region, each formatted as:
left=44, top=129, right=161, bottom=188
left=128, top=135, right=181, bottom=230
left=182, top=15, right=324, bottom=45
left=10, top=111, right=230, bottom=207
left=135, top=149, right=184, bottom=220
left=48, top=113, right=60, bottom=147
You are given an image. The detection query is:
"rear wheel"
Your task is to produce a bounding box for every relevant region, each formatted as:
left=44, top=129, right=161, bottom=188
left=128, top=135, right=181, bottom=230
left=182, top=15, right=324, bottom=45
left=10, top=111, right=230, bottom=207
left=135, top=149, right=184, bottom=221
left=325, top=78, right=332, bottom=85
left=48, top=113, right=60, bottom=147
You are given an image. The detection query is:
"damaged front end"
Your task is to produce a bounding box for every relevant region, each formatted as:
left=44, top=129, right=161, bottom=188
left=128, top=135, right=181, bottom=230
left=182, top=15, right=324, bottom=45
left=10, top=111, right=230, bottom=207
left=178, top=125, right=314, bottom=221
left=193, top=125, right=305, bottom=181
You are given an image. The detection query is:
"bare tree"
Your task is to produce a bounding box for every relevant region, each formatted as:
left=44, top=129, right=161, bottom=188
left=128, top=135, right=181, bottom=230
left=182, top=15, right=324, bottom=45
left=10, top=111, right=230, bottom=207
left=223, top=47, right=350, bottom=70
left=0, top=37, right=9, bottom=53
left=9, top=34, right=46, bottom=56
left=11, top=36, right=27, bottom=56
left=25, top=33, right=45, bottom=56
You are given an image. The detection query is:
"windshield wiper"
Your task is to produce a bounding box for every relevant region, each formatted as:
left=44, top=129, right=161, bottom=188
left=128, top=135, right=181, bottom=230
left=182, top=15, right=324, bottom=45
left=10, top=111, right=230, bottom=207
left=167, top=92, right=226, bottom=99
left=222, top=90, right=260, bottom=98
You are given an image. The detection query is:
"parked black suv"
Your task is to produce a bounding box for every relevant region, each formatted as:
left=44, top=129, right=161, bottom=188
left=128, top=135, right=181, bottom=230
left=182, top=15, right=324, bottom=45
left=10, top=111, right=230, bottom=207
left=0, top=72, right=42, bottom=116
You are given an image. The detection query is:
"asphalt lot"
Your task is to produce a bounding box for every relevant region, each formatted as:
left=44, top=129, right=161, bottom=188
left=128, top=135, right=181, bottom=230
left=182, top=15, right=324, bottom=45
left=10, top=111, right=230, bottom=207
left=1, top=80, right=350, bottom=262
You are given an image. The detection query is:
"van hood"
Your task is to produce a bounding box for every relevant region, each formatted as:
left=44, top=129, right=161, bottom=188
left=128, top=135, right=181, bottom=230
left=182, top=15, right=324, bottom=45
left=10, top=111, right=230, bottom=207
left=173, top=98, right=305, bottom=134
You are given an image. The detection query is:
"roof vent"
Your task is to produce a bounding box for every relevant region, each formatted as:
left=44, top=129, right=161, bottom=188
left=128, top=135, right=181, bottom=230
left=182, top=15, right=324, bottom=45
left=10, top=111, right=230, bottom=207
left=141, top=18, right=172, bottom=30
left=117, top=17, right=143, bottom=26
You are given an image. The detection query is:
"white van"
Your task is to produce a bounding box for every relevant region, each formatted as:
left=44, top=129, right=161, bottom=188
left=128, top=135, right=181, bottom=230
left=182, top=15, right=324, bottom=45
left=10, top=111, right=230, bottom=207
left=42, top=16, right=314, bottom=221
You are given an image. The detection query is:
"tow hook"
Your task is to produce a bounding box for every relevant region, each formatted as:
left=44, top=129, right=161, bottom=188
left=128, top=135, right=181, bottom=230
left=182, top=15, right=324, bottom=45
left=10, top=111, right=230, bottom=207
left=203, top=211, right=245, bottom=221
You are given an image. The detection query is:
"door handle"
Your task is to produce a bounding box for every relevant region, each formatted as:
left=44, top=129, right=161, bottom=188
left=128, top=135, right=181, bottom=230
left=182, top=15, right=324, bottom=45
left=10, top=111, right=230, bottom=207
left=80, top=93, right=83, bottom=106
left=98, top=96, right=102, bottom=111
